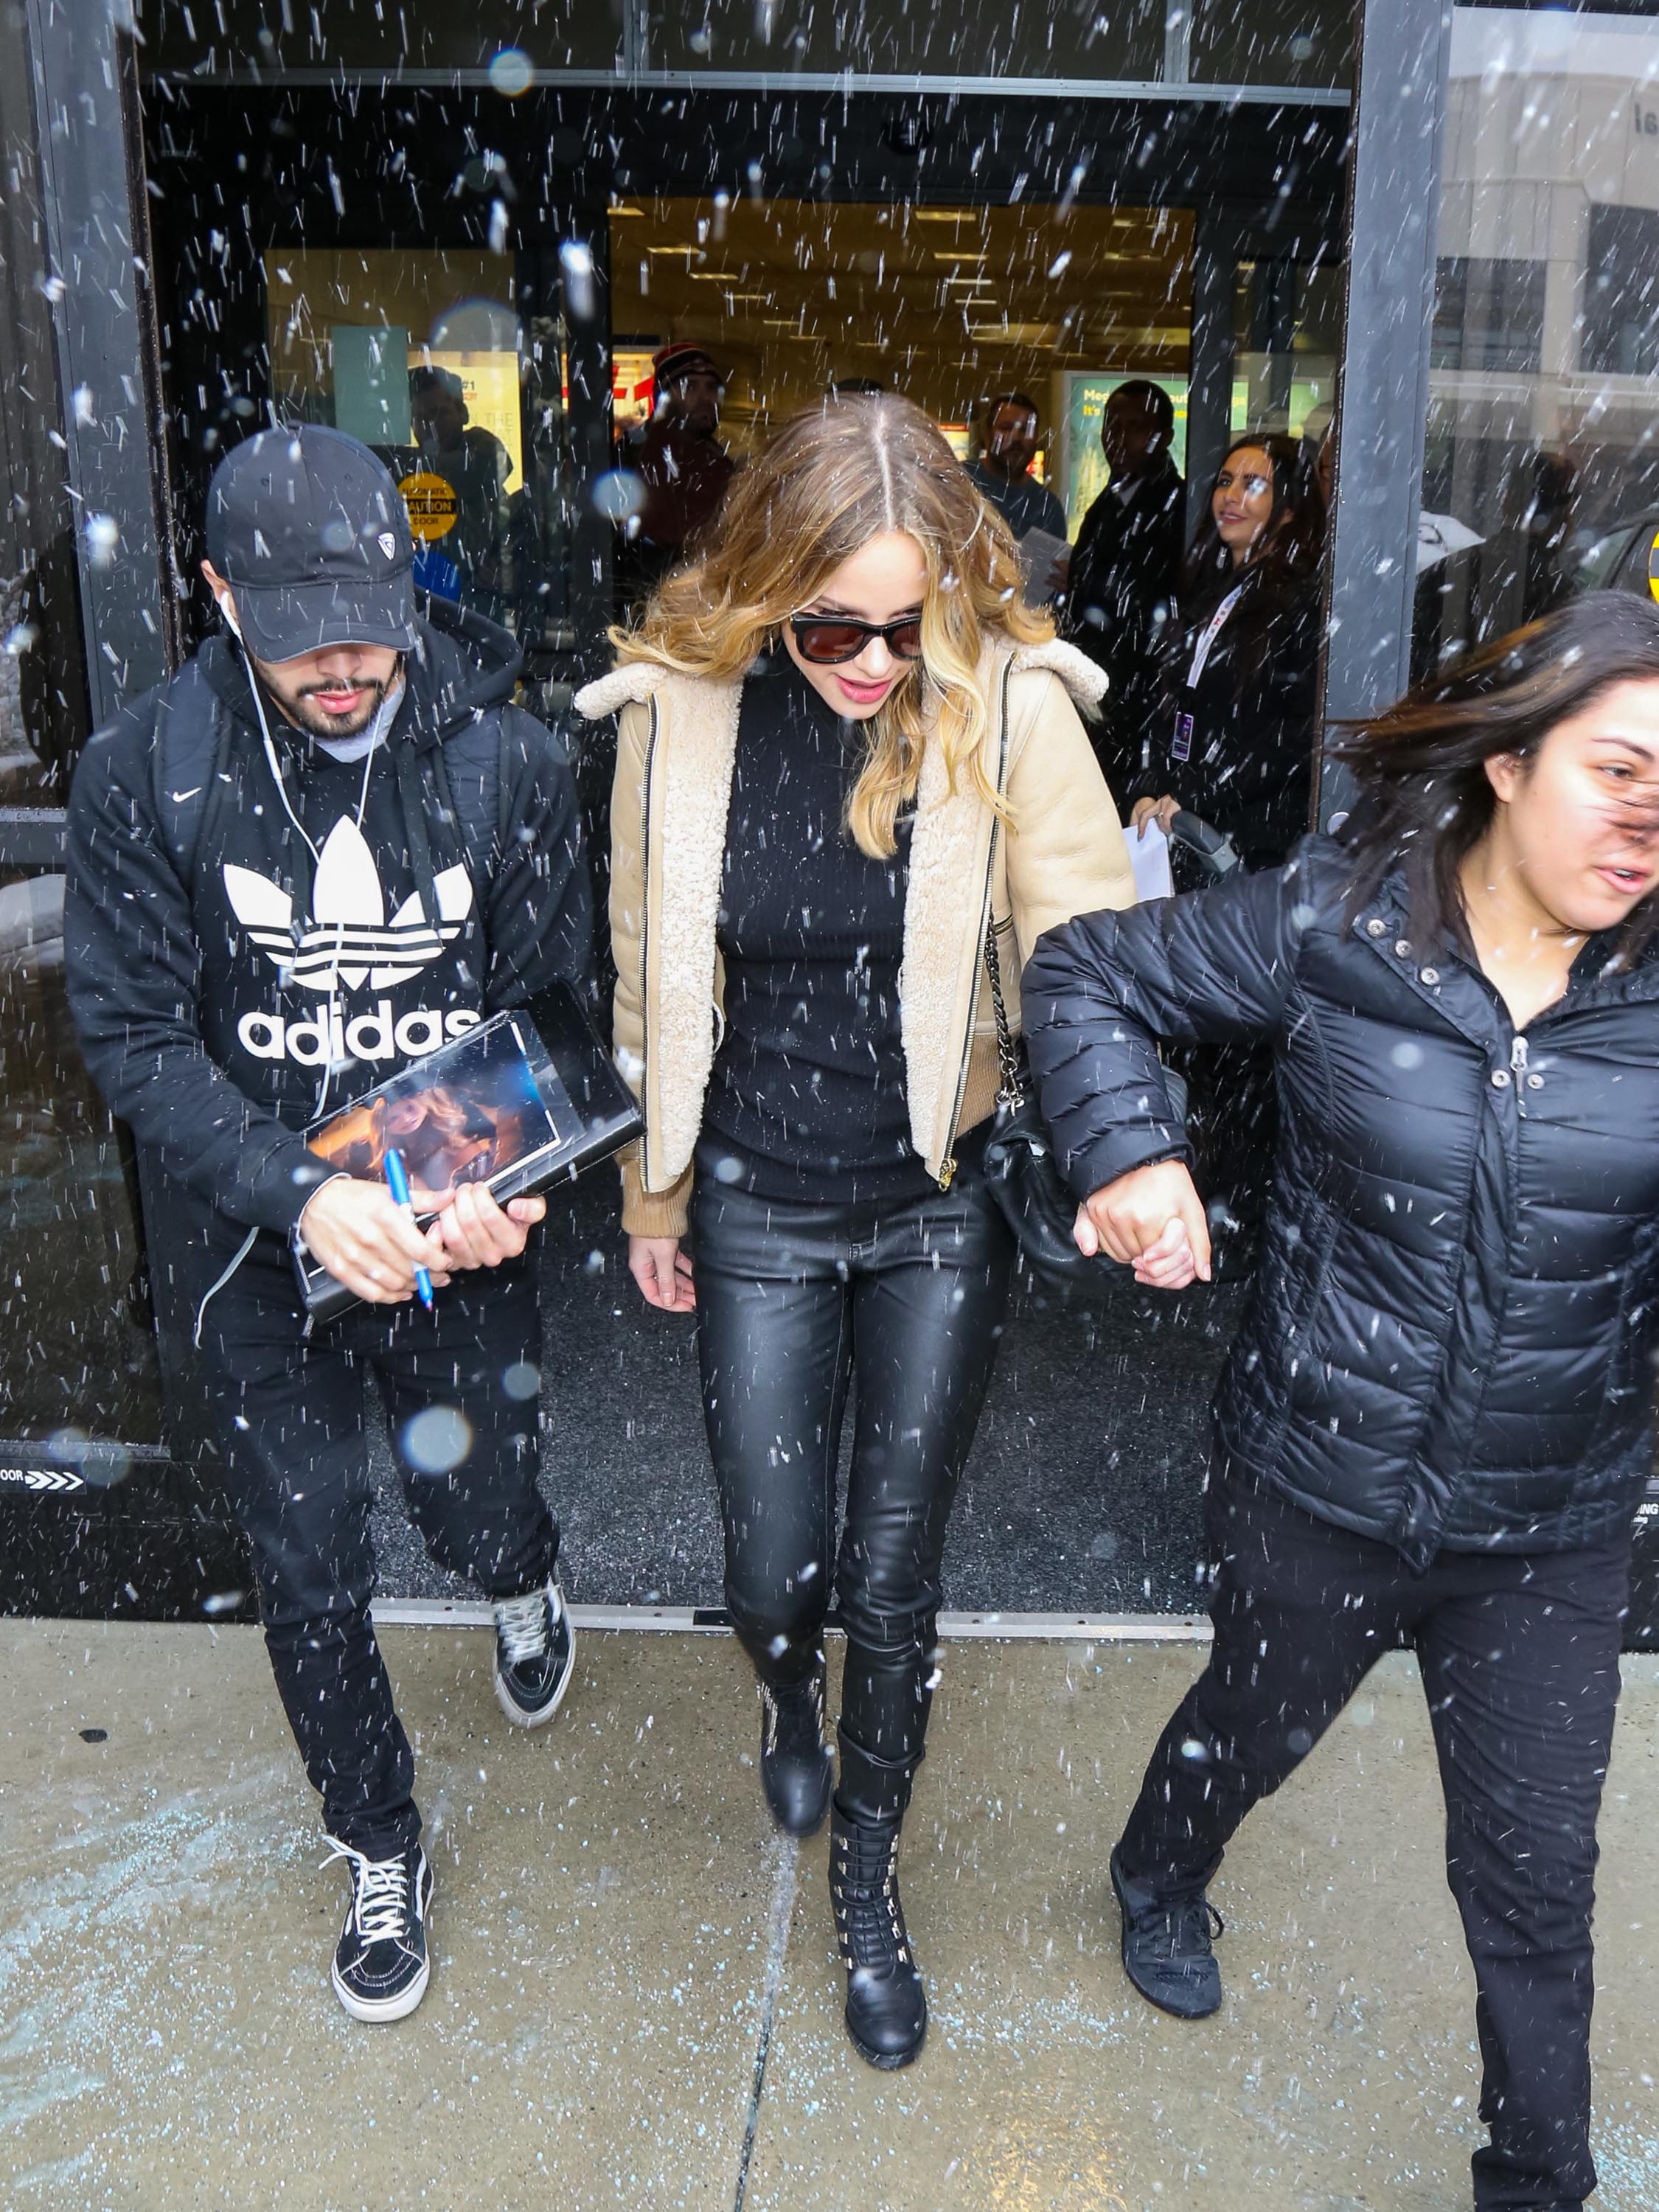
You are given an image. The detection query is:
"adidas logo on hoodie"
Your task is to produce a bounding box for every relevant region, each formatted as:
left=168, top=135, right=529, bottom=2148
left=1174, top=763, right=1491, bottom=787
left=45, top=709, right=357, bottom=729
left=225, top=814, right=479, bottom=1064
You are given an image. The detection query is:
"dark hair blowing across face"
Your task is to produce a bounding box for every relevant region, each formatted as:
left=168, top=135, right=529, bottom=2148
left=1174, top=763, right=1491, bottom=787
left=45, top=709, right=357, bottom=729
left=1338, top=591, right=1659, bottom=956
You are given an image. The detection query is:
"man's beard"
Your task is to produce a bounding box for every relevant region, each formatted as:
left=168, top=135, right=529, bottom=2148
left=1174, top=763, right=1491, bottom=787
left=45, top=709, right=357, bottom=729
left=261, top=669, right=396, bottom=741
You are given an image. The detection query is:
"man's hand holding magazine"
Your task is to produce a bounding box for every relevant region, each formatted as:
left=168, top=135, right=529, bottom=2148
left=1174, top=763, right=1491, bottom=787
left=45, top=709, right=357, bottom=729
left=298, top=1177, right=546, bottom=1304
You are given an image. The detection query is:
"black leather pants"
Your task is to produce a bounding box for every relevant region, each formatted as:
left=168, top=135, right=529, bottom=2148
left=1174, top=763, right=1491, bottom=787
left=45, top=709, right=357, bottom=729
left=691, top=1155, right=1014, bottom=1825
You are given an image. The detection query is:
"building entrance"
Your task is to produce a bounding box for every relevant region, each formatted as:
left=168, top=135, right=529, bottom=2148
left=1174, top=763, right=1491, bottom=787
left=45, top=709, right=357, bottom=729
left=2, top=30, right=1352, bottom=1620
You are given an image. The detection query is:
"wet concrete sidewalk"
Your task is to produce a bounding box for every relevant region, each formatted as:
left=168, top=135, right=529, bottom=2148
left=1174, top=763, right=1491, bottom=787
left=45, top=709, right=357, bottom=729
left=1, top=1621, right=1656, bottom=2212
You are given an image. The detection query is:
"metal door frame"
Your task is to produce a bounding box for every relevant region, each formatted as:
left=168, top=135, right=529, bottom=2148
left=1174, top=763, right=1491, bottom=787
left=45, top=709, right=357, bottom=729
left=1317, top=0, right=1454, bottom=822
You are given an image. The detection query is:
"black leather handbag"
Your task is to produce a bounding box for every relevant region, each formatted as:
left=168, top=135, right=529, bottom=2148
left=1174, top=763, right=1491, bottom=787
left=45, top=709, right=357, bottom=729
left=977, top=910, right=1121, bottom=1295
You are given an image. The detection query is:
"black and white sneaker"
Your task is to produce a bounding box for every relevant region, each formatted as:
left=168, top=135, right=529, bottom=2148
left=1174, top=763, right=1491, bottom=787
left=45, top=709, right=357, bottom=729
left=492, top=1572, right=575, bottom=1728
left=323, top=1841, right=433, bottom=2023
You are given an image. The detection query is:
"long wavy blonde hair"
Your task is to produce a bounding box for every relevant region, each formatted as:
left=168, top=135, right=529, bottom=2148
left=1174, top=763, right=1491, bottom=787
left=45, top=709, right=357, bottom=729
left=613, top=394, right=1054, bottom=858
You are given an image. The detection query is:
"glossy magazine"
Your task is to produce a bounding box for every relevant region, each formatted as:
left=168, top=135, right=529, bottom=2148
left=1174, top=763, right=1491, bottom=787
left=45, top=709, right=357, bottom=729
left=293, top=982, right=641, bottom=1322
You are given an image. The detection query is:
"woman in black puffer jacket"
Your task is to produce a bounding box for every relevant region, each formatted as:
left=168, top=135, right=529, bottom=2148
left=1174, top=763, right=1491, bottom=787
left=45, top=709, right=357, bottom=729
left=1023, top=592, right=1659, bottom=2212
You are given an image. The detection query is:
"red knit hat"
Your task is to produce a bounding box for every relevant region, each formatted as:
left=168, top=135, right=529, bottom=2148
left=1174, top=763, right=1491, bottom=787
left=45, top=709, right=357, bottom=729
left=652, top=341, right=725, bottom=388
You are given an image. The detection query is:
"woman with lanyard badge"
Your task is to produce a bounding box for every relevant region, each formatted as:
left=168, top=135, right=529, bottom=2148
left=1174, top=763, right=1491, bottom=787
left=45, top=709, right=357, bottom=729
left=1128, top=432, right=1325, bottom=877
left=577, top=394, right=1135, bottom=2070
left=1127, top=435, right=1325, bottom=1260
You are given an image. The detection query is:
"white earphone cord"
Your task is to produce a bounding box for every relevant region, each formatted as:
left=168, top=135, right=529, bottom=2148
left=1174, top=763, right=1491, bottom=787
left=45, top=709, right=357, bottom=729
left=194, top=599, right=397, bottom=1335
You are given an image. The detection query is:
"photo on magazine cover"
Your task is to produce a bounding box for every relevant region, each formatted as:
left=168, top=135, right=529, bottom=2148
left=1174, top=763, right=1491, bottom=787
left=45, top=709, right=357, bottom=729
left=306, top=1019, right=560, bottom=1198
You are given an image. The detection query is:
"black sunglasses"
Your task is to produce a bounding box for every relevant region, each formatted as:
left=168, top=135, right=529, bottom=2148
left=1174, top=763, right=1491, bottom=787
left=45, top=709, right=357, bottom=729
left=789, top=611, right=925, bottom=665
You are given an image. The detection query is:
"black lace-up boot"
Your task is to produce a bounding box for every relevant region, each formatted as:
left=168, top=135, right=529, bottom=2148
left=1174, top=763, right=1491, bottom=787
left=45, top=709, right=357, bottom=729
left=829, top=1808, right=928, bottom=2069
left=1110, top=1845, right=1225, bottom=2019
left=758, top=1658, right=832, bottom=1837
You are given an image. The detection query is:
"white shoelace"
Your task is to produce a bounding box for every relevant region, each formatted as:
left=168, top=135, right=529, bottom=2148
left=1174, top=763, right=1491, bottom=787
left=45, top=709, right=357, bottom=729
left=321, top=1840, right=413, bottom=1942
left=495, top=1585, right=553, bottom=1667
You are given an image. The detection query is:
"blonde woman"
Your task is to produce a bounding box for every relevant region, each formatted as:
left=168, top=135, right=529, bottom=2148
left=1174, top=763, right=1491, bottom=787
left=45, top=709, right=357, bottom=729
left=576, top=395, right=1135, bottom=2070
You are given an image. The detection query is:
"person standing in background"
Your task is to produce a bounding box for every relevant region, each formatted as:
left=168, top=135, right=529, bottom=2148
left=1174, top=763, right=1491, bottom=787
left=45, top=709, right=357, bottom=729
left=967, top=391, right=1068, bottom=545
left=1128, top=434, right=1325, bottom=876
left=617, top=342, right=737, bottom=607
left=1124, top=434, right=1326, bottom=1264
left=1062, top=380, right=1186, bottom=795
left=407, top=365, right=514, bottom=613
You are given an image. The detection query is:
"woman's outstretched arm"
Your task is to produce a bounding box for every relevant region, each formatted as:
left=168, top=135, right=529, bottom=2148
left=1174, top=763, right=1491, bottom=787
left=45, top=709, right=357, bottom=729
left=1022, top=854, right=1304, bottom=1208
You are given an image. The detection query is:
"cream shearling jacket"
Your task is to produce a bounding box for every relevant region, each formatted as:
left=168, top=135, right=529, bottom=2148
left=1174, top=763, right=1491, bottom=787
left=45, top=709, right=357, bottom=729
left=574, top=638, right=1138, bottom=1239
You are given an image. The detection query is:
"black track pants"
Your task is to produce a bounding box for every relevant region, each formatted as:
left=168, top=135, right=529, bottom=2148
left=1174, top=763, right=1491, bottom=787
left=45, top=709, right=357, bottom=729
left=197, top=1239, right=557, bottom=1857
left=691, top=1160, right=1014, bottom=1826
left=1117, top=1473, right=1630, bottom=2212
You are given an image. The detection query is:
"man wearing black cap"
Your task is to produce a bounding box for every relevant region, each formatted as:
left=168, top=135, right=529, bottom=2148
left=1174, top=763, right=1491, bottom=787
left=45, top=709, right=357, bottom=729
left=65, top=425, right=592, bottom=2023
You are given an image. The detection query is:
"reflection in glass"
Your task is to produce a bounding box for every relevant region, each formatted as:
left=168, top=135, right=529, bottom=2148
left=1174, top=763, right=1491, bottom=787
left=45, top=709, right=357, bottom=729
left=605, top=195, right=1196, bottom=613
left=263, top=250, right=573, bottom=650
left=0, top=871, right=161, bottom=1444
left=1418, top=9, right=1659, bottom=676
left=1231, top=257, right=1342, bottom=443
left=652, top=0, right=1166, bottom=80
left=139, top=0, right=619, bottom=77
left=1190, top=0, right=1357, bottom=91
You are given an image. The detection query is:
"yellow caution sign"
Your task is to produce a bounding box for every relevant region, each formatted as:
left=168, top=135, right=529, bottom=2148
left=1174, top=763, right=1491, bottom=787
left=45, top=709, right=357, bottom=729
left=1649, top=526, right=1659, bottom=604
left=399, top=470, right=458, bottom=542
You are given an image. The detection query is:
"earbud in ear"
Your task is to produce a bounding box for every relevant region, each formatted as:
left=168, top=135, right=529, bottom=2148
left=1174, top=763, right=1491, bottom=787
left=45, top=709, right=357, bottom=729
left=218, top=595, right=243, bottom=641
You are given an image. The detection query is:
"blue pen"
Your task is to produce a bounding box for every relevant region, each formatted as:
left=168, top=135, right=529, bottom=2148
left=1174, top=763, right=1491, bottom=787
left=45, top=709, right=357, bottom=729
left=383, top=1147, right=434, bottom=1310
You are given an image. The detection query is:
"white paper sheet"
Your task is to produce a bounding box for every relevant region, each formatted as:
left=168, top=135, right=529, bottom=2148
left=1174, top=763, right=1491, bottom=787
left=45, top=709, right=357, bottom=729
left=1015, top=526, right=1071, bottom=602
left=1127, top=820, right=1175, bottom=903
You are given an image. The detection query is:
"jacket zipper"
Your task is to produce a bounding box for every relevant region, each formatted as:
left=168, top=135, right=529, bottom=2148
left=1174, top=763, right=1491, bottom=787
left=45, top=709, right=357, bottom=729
left=936, top=658, right=1015, bottom=1189
left=1510, top=1033, right=1528, bottom=1075
left=639, top=694, right=661, bottom=1192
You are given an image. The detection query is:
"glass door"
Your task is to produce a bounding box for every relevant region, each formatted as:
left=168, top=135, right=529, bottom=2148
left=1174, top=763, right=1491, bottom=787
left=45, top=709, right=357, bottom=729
left=604, top=191, right=1198, bottom=621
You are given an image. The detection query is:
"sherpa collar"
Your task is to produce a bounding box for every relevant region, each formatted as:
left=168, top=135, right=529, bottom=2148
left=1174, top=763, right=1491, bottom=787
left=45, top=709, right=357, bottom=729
left=574, top=636, right=1106, bottom=1184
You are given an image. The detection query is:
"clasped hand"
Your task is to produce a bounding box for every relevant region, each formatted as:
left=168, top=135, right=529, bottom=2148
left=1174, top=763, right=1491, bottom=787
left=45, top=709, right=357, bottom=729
left=1074, top=1157, right=1211, bottom=1291
left=297, top=1176, right=547, bottom=1306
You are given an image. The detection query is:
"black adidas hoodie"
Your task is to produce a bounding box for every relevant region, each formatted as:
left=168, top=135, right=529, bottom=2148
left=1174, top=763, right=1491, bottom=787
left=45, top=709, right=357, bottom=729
left=65, top=599, right=592, bottom=1237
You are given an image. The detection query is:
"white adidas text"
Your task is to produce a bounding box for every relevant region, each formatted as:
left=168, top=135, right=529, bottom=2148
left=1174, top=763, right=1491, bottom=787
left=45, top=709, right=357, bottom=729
left=236, top=1002, right=481, bottom=1065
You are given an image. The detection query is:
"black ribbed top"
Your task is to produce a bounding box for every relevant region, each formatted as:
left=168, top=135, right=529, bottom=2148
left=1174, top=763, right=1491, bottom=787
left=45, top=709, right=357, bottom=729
left=700, top=655, right=935, bottom=1206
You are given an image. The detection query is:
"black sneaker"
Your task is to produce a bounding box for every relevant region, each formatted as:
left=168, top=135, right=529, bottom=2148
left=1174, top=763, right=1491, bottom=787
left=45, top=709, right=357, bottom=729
left=492, top=1572, right=575, bottom=1728
left=324, top=1841, right=433, bottom=2023
left=1110, top=1846, right=1225, bottom=2020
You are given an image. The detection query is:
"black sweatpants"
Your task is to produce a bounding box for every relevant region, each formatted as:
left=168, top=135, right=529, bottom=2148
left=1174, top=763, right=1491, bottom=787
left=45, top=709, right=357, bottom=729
left=196, top=1234, right=557, bottom=1858
left=691, top=1155, right=1014, bottom=1826
left=1118, top=1472, right=1630, bottom=2212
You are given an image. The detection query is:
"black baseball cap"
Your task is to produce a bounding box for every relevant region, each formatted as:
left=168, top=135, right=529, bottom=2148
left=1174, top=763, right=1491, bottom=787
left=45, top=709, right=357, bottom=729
left=205, top=424, right=419, bottom=663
